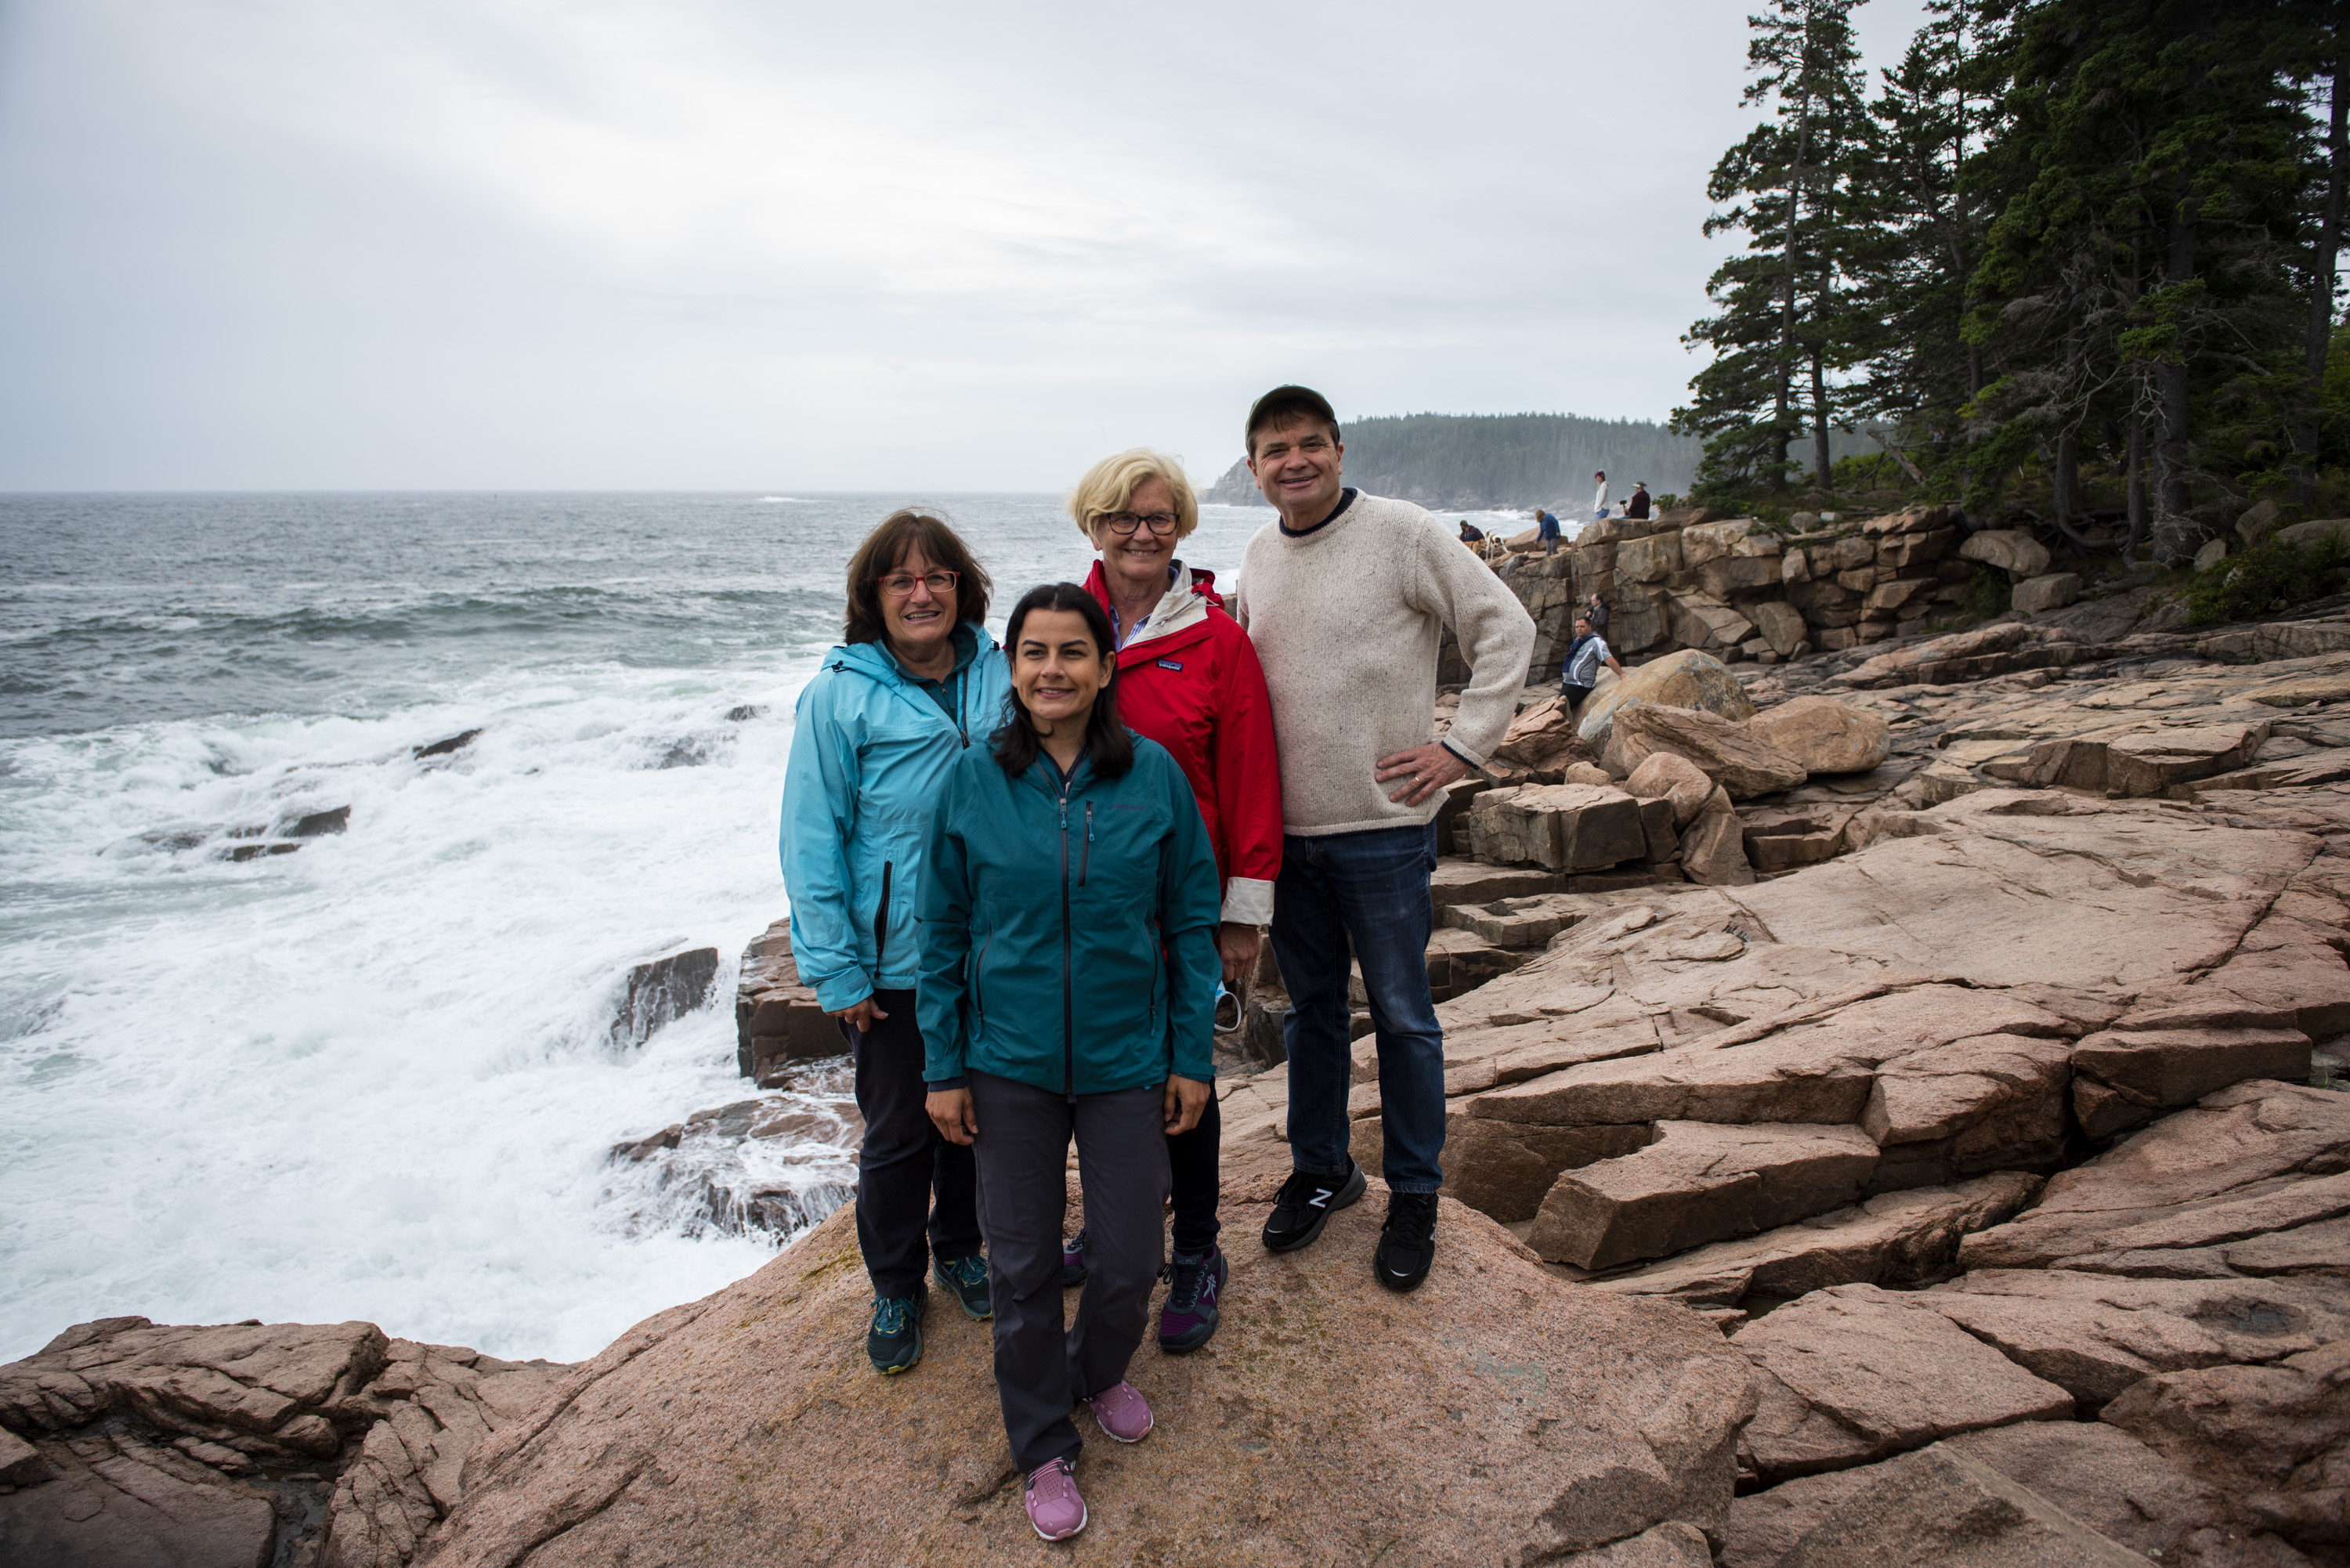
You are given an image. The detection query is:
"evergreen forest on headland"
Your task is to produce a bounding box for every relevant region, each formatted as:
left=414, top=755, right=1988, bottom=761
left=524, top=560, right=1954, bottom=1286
left=1674, top=0, right=2349, bottom=562
left=1202, top=413, right=1705, bottom=512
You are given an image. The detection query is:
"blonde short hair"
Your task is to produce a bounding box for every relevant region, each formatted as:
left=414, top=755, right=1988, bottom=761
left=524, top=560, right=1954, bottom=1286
left=1066, top=450, right=1200, bottom=546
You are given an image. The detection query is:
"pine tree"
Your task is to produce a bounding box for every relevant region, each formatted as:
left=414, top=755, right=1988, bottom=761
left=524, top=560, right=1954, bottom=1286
left=1674, top=0, right=1875, bottom=496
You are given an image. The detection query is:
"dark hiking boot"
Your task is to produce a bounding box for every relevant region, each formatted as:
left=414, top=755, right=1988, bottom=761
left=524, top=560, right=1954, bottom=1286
left=933, top=1254, right=992, bottom=1321
left=1061, top=1228, right=1089, bottom=1288
left=1157, top=1246, right=1226, bottom=1354
left=866, top=1291, right=926, bottom=1375
left=1259, top=1158, right=1365, bottom=1254
left=1374, top=1191, right=1438, bottom=1293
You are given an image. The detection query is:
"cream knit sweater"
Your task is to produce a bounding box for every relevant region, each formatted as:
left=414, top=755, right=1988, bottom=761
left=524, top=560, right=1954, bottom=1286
left=1232, top=491, right=1536, bottom=837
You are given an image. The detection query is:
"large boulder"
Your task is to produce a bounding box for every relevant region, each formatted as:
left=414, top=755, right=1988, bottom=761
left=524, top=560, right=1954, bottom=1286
left=1485, top=694, right=1598, bottom=782
left=1528, top=1121, right=1881, bottom=1270
left=1607, top=706, right=1807, bottom=800
left=1732, top=1284, right=2074, bottom=1484
left=1665, top=593, right=1758, bottom=654
left=1770, top=1443, right=2149, bottom=1567
left=1466, top=783, right=1650, bottom=872
left=1577, top=649, right=1756, bottom=749
left=1744, top=697, right=1889, bottom=775
left=1958, top=529, right=2053, bottom=580
left=416, top=1198, right=1761, bottom=1566
left=1747, top=599, right=1808, bottom=658
left=1678, top=789, right=1758, bottom=886
left=2015, top=572, right=2084, bottom=614
left=1616, top=531, right=1683, bottom=583
left=1624, top=752, right=1716, bottom=829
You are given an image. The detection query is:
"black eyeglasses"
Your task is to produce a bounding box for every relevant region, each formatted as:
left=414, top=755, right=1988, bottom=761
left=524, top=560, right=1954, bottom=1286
left=1101, top=511, right=1179, bottom=537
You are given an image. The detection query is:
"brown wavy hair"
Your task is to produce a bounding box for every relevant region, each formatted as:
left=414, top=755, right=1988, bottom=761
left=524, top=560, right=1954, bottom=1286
left=841, top=509, right=992, bottom=645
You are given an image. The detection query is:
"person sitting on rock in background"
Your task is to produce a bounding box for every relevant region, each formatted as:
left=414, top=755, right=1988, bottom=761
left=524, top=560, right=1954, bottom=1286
left=1056, top=448, right=1282, bottom=1357
left=779, top=509, right=1010, bottom=1375
left=1535, top=504, right=1562, bottom=556
left=918, top=583, right=1220, bottom=1544
left=1585, top=591, right=1609, bottom=634
left=1591, top=469, right=1610, bottom=521
left=1458, top=518, right=1484, bottom=546
left=1625, top=481, right=1651, bottom=520
left=1559, top=615, right=1624, bottom=714
left=1231, top=385, right=1536, bottom=1292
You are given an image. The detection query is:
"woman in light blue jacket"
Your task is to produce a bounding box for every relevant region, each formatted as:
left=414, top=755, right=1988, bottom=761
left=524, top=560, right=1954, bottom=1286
left=779, top=508, right=1010, bottom=1376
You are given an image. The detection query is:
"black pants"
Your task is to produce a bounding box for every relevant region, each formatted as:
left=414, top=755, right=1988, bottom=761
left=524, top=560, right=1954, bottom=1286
left=970, top=1070, right=1168, bottom=1473
left=1562, top=682, right=1593, bottom=714
left=845, top=989, right=980, bottom=1297
left=1167, top=1094, right=1221, bottom=1255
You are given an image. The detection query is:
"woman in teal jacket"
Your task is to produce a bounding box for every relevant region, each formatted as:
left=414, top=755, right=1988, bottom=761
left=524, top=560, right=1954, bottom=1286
left=918, top=583, right=1220, bottom=1545
left=779, top=508, right=1010, bottom=1377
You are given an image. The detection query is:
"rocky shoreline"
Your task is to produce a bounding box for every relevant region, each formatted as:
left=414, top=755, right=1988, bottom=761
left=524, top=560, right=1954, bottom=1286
left=8, top=580, right=2350, bottom=1565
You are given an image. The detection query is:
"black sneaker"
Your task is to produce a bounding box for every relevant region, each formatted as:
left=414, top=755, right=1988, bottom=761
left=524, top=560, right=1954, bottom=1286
left=1259, top=1158, right=1366, bottom=1254
left=866, top=1291, right=927, bottom=1375
left=1374, top=1191, right=1438, bottom=1293
left=934, top=1255, right=992, bottom=1321
left=1061, top=1228, right=1089, bottom=1288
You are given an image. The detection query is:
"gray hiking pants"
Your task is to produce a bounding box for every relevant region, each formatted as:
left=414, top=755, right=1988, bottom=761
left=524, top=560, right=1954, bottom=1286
left=967, top=1069, right=1170, bottom=1473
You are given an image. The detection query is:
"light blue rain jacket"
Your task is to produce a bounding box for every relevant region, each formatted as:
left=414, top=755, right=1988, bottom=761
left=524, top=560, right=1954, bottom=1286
left=779, top=623, right=1010, bottom=1012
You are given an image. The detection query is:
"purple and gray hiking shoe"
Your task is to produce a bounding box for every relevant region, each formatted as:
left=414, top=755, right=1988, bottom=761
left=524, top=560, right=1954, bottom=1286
left=1061, top=1228, right=1088, bottom=1288
left=1156, top=1245, right=1225, bottom=1354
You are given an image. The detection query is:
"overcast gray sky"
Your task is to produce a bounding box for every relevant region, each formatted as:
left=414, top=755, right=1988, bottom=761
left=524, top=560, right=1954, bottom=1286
left=0, top=0, right=1930, bottom=490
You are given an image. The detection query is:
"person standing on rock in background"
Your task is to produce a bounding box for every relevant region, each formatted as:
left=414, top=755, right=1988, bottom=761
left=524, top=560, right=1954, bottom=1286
left=1585, top=591, right=1610, bottom=635
left=1231, top=385, right=1536, bottom=1292
left=918, top=583, right=1221, bottom=1544
left=1057, top=449, right=1282, bottom=1357
left=1535, top=505, right=1563, bottom=556
left=1626, top=481, right=1651, bottom=520
left=1559, top=616, right=1624, bottom=715
left=779, top=509, right=1010, bottom=1378
left=1591, top=470, right=1611, bottom=521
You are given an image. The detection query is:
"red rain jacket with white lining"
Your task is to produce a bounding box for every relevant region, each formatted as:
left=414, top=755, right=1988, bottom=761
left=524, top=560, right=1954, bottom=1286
left=1082, top=558, right=1282, bottom=927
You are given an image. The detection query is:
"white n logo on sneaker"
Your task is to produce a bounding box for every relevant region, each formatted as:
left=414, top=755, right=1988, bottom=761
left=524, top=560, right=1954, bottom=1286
left=1311, top=1187, right=1332, bottom=1209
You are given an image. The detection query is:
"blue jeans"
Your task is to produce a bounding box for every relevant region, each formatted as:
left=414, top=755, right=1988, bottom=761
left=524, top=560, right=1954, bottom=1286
left=1271, top=822, right=1445, bottom=1193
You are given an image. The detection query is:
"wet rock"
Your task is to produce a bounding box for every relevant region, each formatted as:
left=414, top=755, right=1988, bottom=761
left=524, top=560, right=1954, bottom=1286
left=1958, top=1080, right=2350, bottom=1274
left=416, top=1198, right=1759, bottom=1568
left=2102, top=1339, right=2350, bottom=1560
left=1744, top=697, right=1889, bottom=776
left=1732, top=1284, right=2073, bottom=1484
left=610, top=947, right=719, bottom=1048
left=411, top=730, right=481, bottom=761
left=1919, top=1270, right=2350, bottom=1411
left=724, top=704, right=766, bottom=722
left=219, top=842, right=301, bottom=862
left=1528, top=1121, right=1878, bottom=1270
left=1608, top=706, right=1807, bottom=800
left=1770, top=1443, right=2146, bottom=1567
left=1593, top=1172, right=2042, bottom=1309
left=734, top=920, right=845, bottom=1083
left=284, top=806, right=352, bottom=838
left=1577, top=649, right=1757, bottom=749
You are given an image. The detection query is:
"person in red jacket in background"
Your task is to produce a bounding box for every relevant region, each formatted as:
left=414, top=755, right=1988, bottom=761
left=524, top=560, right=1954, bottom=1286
left=1058, top=447, right=1282, bottom=1356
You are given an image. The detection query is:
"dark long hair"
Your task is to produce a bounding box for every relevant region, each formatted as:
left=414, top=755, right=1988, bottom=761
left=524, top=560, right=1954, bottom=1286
left=841, top=509, right=992, bottom=645
left=992, top=583, right=1134, bottom=780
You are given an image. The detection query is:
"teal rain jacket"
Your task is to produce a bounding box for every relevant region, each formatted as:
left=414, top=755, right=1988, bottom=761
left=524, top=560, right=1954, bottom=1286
left=917, top=735, right=1220, bottom=1094
left=779, top=624, right=1010, bottom=1013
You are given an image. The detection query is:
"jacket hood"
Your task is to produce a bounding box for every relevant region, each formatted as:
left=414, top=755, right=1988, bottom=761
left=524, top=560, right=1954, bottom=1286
left=824, top=622, right=996, bottom=686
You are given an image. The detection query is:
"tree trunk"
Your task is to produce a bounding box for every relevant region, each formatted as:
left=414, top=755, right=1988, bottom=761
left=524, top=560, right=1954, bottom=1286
left=2157, top=198, right=2199, bottom=527
left=2127, top=392, right=2149, bottom=548
left=1773, top=78, right=1817, bottom=494
left=1810, top=352, right=1833, bottom=488
left=2295, top=45, right=2346, bottom=497
left=2053, top=426, right=2080, bottom=526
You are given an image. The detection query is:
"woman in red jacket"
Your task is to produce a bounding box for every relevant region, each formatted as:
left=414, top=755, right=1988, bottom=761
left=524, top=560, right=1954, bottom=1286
left=1058, top=448, right=1283, bottom=1356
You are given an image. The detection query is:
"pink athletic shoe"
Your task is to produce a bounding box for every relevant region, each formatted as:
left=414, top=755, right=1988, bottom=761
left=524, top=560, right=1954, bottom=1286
left=1084, top=1380, right=1154, bottom=1443
left=1023, top=1457, right=1086, bottom=1541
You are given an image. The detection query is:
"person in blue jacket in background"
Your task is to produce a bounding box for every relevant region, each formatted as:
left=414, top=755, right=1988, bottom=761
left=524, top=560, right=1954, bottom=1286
left=779, top=508, right=1010, bottom=1377
left=917, top=583, right=1220, bottom=1545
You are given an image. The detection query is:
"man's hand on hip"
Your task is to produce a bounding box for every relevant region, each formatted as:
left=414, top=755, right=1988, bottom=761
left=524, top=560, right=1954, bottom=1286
left=1374, top=742, right=1471, bottom=807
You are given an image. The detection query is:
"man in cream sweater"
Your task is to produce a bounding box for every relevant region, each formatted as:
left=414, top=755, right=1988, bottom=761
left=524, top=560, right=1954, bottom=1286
left=1230, top=385, right=1536, bottom=1292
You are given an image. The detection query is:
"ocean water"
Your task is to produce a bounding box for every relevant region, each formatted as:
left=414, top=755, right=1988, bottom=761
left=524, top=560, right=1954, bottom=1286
left=0, top=490, right=1528, bottom=1364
